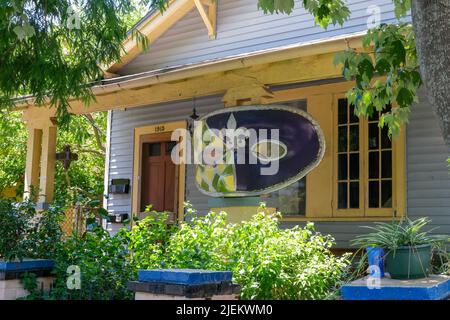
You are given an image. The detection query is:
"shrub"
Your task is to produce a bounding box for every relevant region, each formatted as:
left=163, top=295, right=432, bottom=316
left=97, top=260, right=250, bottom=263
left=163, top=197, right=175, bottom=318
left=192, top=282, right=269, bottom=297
left=0, top=199, right=63, bottom=261
left=128, top=210, right=177, bottom=270
left=49, top=226, right=133, bottom=300
left=130, top=205, right=350, bottom=300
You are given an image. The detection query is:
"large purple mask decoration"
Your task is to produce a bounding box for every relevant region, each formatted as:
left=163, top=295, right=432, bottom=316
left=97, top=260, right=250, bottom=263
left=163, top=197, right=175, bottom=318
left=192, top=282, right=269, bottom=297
left=193, top=105, right=325, bottom=197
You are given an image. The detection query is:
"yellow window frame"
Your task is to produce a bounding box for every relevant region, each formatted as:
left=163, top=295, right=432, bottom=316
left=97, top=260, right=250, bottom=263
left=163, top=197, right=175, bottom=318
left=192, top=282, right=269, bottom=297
left=260, top=81, right=406, bottom=221
left=332, top=93, right=406, bottom=219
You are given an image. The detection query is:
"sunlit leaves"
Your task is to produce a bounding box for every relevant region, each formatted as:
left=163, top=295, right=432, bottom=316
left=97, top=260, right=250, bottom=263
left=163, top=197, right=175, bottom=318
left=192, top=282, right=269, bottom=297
left=0, top=111, right=107, bottom=203
left=130, top=207, right=351, bottom=300
left=334, top=24, right=421, bottom=137
left=392, top=0, right=411, bottom=18
left=257, top=0, right=350, bottom=28
left=0, top=0, right=151, bottom=122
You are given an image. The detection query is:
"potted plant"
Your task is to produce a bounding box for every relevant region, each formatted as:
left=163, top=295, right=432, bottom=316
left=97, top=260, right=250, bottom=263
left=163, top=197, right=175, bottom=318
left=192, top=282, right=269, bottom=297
left=352, top=218, right=449, bottom=280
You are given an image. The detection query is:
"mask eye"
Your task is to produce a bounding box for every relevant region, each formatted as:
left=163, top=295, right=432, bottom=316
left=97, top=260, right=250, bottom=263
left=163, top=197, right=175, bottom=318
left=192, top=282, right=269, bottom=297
left=251, top=139, right=287, bottom=162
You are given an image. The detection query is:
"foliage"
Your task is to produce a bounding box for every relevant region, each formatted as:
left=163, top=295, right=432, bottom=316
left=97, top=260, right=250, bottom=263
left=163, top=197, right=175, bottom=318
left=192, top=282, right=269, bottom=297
left=48, top=226, right=133, bottom=300
left=0, top=111, right=27, bottom=195
left=0, top=198, right=63, bottom=261
left=1, top=200, right=349, bottom=300
left=334, top=23, right=420, bottom=137
left=0, top=0, right=423, bottom=134
left=128, top=207, right=178, bottom=270
left=54, top=113, right=107, bottom=205
left=130, top=204, right=351, bottom=300
left=431, top=242, right=450, bottom=276
left=257, top=0, right=350, bottom=28
left=0, top=111, right=106, bottom=204
left=352, top=217, right=450, bottom=252
left=0, top=0, right=151, bottom=120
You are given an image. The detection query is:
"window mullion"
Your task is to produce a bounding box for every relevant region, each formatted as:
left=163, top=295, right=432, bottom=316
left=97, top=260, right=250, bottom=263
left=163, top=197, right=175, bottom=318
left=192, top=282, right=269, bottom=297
left=361, top=117, right=366, bottom=216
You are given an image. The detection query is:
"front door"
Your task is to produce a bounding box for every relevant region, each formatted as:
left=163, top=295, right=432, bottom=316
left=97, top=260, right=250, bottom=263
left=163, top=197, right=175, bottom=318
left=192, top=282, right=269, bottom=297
left=140, top=140, right=178, bottom=213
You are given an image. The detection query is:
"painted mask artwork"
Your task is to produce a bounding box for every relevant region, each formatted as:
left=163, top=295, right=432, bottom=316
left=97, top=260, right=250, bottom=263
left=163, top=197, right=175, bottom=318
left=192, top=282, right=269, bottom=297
left=193, top=105, right=325, bottom=197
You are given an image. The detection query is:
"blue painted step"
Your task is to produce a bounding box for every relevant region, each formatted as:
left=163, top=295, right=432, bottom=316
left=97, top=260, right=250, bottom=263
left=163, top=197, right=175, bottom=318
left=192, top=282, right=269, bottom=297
left=0, top=259, right=54, bottom=272
left=138, top=269, right=232, bottom=285
left=341, top=275, right=450, bottom=300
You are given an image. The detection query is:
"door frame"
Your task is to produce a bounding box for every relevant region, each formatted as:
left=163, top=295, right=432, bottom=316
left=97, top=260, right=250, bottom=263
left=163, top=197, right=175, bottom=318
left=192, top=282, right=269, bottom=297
left=132, top=120, right=187, bottom=223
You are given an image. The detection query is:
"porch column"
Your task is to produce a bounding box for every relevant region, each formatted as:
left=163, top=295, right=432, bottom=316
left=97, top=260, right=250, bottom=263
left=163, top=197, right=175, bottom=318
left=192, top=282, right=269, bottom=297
left=38, top=125, right=57, bottom=207
left=23, top=127, right=43, bottom=200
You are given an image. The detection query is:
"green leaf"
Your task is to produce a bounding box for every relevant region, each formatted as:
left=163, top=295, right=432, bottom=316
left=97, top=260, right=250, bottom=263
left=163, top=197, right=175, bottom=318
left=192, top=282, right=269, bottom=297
left=375, top=58, right=391, bottom=75
left=396, top=87, right=413, bottom=108
left=357, top=58, right=374, bottom=81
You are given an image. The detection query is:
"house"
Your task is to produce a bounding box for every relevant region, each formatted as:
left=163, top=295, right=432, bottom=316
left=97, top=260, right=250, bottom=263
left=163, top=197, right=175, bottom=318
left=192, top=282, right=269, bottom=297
left=19, top=0, right=450, bottom=248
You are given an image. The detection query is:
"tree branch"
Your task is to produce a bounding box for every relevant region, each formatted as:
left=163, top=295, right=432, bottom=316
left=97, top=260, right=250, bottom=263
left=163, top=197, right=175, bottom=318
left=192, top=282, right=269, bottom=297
left=83, top=114, right=106, bottom=153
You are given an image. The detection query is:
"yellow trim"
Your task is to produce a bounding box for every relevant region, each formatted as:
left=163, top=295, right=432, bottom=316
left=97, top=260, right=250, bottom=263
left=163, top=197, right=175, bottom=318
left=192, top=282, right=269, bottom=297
left=331, top=94, right=405, bottom=219
left=282, top=216, right=404, bottom=222
left=261, top=81, right=406, bottom=222
left=38, top=126, right=57, bottom=204
left=20, top=33, right=366, bottom=115
left=107, top=0, right=217, bottom=72
left=304, top=94, right=334, bottom=218
left=131, top=120, right=187, bottom=224
left=106, top=0, right=196, bottom=73
left=24, top=127, right=42, bottom=200
left=194, top=0, right=217, bottom=39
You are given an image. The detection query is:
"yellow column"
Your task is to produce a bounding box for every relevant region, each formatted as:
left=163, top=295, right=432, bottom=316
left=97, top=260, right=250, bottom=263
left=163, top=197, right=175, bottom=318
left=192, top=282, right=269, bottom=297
left=306, top=94, right=334, bottom=218
left=38, top=125, right=57, bottom=205
left=23, top=127, right=43, bottom=200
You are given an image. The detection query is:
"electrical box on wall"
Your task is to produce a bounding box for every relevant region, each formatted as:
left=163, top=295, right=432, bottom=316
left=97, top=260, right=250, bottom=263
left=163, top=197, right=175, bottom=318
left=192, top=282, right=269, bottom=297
left=109, top=179, right=130, bottom=194
left=108, top=212, right=129, bottom=223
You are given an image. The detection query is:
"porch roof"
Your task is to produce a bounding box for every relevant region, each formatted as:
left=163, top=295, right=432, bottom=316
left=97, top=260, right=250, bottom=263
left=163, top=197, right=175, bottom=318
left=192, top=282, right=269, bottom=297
left=19, top=31, right=365, bottom=116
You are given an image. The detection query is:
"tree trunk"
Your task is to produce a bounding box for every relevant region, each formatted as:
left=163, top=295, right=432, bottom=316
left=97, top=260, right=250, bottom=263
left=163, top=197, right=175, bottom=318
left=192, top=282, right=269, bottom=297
left=411, top=0, right=450, bottom=149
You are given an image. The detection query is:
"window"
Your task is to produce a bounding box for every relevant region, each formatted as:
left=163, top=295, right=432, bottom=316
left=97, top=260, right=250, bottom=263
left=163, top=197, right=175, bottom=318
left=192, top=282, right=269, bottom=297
left=335, top=98, right=396, bottom=217
left=262, top=99, right=307, bottom=216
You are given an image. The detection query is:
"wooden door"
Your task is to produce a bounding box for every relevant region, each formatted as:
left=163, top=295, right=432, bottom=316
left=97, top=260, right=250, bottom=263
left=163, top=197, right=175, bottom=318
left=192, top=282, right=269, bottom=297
left=140, top=141, right=178, bottom=213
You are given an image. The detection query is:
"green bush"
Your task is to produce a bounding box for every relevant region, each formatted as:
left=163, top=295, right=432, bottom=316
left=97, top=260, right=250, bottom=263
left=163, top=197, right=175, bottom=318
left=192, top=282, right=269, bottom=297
left=130, top=205, right=350, bottom=300
left=49, top=227, right=133, bottom=300
left=0, top=199, right=63, bottom=261
left=1, top=198, right=350, bottom=300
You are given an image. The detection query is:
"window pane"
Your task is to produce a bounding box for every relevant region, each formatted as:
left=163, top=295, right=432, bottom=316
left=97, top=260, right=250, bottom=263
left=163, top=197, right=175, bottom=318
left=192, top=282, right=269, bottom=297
left=349, top=154, right=359, bottom=180
left=338, top=99, right=348, bottom=124
left=149, top=143, right=161, bottom=156
left=349, top=104, right=359, bottom=124
left=381, top=126, right=392, bottom=149
left=349, top=182, right=359, bottom=208
left=368, top=123, right=379, bottom=149
left=338, top=182, right=348, bottom=209
left=338, top=126, right=348, bottom=152
left=369, top=181, right=379, bottom=208
left=381, top=180, right=393, bottom=208
left=166, top=141, right=177, bottom=155
left=381, top=151, right=392, bottom=178
left=369, top=111, right=379, bottom=122
left=338, top=154, right=348, bottom=180
left=369, top=152, right=379, bottom=179
left=263, top=178, right=306, bottom=215
left=349, top=125, right=359, bottom=151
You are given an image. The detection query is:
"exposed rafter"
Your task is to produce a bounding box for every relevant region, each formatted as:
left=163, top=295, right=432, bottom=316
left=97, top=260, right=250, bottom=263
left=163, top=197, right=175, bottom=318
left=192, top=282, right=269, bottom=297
left=194, top=0, right=217, bottom=39
left=106, top=0, right=196, bottom=73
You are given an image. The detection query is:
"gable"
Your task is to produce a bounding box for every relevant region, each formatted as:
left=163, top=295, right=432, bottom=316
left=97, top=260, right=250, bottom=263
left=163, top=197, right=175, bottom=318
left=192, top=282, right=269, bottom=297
left=114, top=0, right=407, bottom=76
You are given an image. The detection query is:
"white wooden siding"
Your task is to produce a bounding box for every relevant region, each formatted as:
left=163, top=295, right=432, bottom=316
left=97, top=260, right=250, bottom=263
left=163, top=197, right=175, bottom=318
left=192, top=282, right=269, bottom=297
left=106, top=95, right=223, bottom=215
left=119, top=0, right=406, bottom=75
left=282, top=89, right=450, bottom=248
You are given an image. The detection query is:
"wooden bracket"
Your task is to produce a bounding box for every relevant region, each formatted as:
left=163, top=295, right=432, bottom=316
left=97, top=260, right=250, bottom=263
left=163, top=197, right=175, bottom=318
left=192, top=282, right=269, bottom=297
left=194, top=0, right=217, bottom=39
left=222, top=85, right=274, bottom=107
